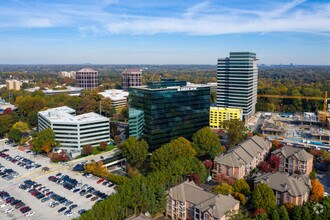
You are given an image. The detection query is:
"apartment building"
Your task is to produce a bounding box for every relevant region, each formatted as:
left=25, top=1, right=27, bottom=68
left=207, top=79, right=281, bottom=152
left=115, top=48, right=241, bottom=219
left=166, top=181, right=239, bottom=220
left=271, top=145, right=313, bottom=175
left=253, top=172, right=311, bottom=206
left=38, top=106, right=110, bottom=151
left=213, top=136, right=271, bottom=179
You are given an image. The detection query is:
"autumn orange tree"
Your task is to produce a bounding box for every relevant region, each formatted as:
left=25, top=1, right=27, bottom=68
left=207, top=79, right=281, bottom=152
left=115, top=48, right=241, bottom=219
left=310, top=179, right=324, bottom=202
left=84, top=161, right=108, bottom=177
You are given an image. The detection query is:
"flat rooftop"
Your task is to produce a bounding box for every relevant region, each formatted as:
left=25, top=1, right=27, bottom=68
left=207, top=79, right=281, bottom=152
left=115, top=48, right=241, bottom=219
left=98, top=89, right=128, bottom=101
left=130, top=83, right=210, bottom=91
left=39, top=106, right=108, bottom=123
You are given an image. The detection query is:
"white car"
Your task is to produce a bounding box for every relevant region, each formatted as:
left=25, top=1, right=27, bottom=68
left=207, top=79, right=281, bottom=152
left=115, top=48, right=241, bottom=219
left=66, top=211, right=75, bottom=217
left=26, top=211, right=36, bottom=217
left=4, top=208, right=14, bottom=214
left=1, top=203, right=9, bottom=208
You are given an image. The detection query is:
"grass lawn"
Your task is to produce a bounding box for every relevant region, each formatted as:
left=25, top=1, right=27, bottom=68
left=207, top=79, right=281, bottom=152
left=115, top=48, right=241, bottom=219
left=75, top=144, right=116, bottom=159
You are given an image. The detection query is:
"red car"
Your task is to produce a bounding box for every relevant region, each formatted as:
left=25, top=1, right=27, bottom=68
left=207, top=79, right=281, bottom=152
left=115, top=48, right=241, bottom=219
left=96, top=178, right=105, bottom=184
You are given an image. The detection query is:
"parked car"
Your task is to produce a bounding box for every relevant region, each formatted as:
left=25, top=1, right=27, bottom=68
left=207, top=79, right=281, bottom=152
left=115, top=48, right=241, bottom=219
left=58, top=207, right=66, bottom=213
left=97, top=178, right=105, bottom=184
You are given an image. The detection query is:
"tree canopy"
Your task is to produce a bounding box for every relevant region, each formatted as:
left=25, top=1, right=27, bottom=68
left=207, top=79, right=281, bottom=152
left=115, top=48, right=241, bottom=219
left=119, top=137, right=149, bottom=169
left=310, top=179, right=324, bottom=202
left=192, top=126, right=221, bottom=159
left=32, top=128, right=58, bottom=154
left=252, top=183, right=277, bottom=212
left=221, top=119, right=247, bottom=148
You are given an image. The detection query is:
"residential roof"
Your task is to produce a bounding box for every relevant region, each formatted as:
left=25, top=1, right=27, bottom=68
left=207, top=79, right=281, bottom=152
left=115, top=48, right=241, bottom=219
left=272, top=145, right=313, bottom=162
left=253, top=172, right=311, bottom=196
left=77, top=68, right=97, bottom=72
left=168, top=181, right=239, bottom=219
left=214, top=136, right=271, bottom=167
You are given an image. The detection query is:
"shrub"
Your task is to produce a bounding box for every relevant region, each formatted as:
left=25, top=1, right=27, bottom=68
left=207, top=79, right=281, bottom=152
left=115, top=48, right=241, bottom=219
left=82, top=144, right=93, bottom=156
left=98, top=142, right=107, bottom=151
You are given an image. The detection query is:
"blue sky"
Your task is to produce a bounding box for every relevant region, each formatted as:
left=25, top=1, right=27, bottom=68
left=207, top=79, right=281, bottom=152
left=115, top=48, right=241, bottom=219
left=0, top=0, right=330, bottom=64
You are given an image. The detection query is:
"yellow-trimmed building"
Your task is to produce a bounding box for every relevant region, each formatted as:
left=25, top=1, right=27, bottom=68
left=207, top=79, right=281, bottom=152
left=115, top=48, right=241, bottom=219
left=210, top=107, right=243, bottom=129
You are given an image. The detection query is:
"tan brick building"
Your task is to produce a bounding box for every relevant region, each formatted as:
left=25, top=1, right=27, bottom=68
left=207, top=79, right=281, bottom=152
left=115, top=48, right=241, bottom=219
left=253, top=172, right=311, bottom=206
left=166, top=181, right=239, bottom=220
left=271, top=146, right=313, bottom=175
left=212, top=136, right=271, bottom=179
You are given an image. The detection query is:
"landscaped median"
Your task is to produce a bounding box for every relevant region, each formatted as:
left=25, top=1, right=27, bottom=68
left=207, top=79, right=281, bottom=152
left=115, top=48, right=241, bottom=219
left=75, top=143, right=116, bottom=159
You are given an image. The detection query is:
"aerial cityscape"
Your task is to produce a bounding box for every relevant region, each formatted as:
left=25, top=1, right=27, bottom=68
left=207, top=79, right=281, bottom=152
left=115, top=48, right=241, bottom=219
left=0, top=0, right=330, bottom=220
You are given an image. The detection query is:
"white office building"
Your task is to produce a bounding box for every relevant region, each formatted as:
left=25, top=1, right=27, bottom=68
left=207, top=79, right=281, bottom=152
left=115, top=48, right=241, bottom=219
left=98, top=89, right=129, bottom=110
left=38, top=106, right=110, bottom=151
left=217, top=52, right=258, bottom=121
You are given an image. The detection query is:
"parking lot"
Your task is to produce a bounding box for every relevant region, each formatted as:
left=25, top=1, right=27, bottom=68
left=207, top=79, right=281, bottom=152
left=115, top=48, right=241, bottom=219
left=0, top=139, right=117, bottom=220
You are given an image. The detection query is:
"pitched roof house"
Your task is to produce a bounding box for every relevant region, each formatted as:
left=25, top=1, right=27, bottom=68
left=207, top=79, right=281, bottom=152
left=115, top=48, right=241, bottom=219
left=272, top=146, right=313, bottom=175
left=253, top=172, right=312, bottom=206
left=213, top=136, right=271, bottom=179
left=166, top=181, right=239, bottom=220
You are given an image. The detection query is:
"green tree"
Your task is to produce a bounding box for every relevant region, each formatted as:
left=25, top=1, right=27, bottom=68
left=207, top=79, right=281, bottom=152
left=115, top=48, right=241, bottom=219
left=255, top=213, right=267, bottom=220
left=278, top=205, right=289, bottom=220
left=252, top=183, right=277, bottom=212
left=271, top=209, right=280, bottom=220
left=192, top=126, right=221, bottom=158
left=150, top=137, right=196, bottom=170
left=302, top=205, right=311, bottom=220
left=309, top=171, right=317, bottom=179
left=12, top=121, right=29, bottom=133
left=210, top=91, right=217, bottom=103
left=233, top=179, right=250, bottom=196
left=32, top=128, right=58, bottom=154
left=0, top=115, right=13, bottom=137
left=119, top=137, right=148, bottom=169
left=292, top=205, right=302, bottom=220
left=8, top=128, right=21, bottom=142
left=221, top=119, right=247, bottom=148
left=214, top=182, right=233, bottom=195
left=99, top=98, right=116, bottom=117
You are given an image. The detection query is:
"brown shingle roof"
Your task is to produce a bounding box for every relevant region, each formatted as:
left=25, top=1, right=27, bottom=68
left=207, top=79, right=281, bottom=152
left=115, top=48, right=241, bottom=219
left=272, top=146, right=313, bottom=162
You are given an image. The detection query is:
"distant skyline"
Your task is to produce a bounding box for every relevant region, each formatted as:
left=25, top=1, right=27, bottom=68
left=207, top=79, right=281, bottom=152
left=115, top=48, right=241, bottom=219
left=0, top=0, right=330, bottom=65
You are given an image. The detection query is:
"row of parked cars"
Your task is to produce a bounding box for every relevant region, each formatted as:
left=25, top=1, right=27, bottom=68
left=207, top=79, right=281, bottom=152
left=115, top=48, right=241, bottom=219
left=0, top=162, right=20, bottom=181
left=0, top=191, right=35, bottom=217
left=20, top=179, right=85, bottom=217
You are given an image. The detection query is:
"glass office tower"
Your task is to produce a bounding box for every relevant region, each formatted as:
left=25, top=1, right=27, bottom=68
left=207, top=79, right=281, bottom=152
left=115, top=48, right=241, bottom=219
left=217, top=52, right=258, bottom=121
left=129, top=79, right=210, bottom=148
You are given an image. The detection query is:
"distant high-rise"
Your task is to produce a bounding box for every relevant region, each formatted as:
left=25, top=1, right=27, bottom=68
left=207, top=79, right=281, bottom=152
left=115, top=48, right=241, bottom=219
left=6, top=80, right=21, bottom=90
left=122, top=69, right=142, bottom=91
left=217, top=52, right=258, bottom=120
left=75, top=68, right=99, bottom=90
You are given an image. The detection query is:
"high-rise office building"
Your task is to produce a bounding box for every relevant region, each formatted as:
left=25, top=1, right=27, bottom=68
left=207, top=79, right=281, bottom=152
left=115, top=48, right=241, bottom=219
left=129, top=78, right=210, bottom=148
left=217, top=52, right=258, bottom=120
left=122, top=69, right=142, bottom=91
left=75, top=68, right=99, bottom=90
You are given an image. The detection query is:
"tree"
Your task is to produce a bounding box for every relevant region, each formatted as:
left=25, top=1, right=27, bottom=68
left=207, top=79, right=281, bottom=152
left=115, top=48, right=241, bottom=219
left=271, top=209, right=280, bottom=220
left=8, top=128, right=21, bottom=142
left=84, top=161, right=108, bottom=177
left=119, top=137, right=148, bottom=169
left=252, top=183, right=277, bottom=212
left=292, top=205, right=302, bottom=220
left=278, top=205, right=289, bottom=220
left=189, top=173, right=201, bottom=186
left=99, top=98, right=116, bottom=117
left=82, top=144, right=93, bottom=156
left=12, top=121, right=29, bottom=133
left=269, top=155, right=281, bottom=170
left=221, top=119, right=247, bottom=148
left=309, top=171, right=316, bottom=179
left=214, top=182, right=233, bottom=195
left=192, top=127, right=221, bottom=158
left=114, top=135, right=121, bottom=145
left=258, top=161, right=270, bottom=173
left=253, top=209, right=266, bottom=218
left=203, top=160, right=213, bottom=170
left=110, top=122, right=118, bottom=138
left=98, top=142, right=107, bottom=151
left=150, top=137, right=196, bottom=170
left=232, top=192, right=247, bottom=205
left=233, top=179, right=250, bottom=196
left=0, top=115, right=13, bottom=137
left=272, top=139, right=281, bottom=149
left=32, top=128, right=58, bottom=154
left=302, top=205, right=311, bottom=220
left=310, top=179, right=324, bottom=202
left=210, top=91, right=217, bottom=103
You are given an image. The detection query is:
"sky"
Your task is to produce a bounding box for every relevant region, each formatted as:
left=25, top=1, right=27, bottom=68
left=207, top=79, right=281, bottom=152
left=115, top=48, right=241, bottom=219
left=0, top=0, right=330, bottom=65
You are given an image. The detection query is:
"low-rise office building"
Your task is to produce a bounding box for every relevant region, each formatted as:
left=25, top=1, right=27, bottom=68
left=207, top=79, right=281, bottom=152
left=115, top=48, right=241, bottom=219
left=272, top=145, right=313, bottom=175
left=166, top=181, right=239, bottom=220
left=213, top=136, right=271, bottom=179
left=253, top=172, right=311, bottom=206
left=6, top=79, right=21, bottom=90
left=98, top=89, right=129, bottom=111
left=38, top=106, right=110, bottom=151
left=209, top=107, right=243, bottom=129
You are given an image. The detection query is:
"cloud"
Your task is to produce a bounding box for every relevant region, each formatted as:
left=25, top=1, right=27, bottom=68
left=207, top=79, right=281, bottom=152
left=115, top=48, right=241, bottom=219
left=0, top=0, right=330, bottom=36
